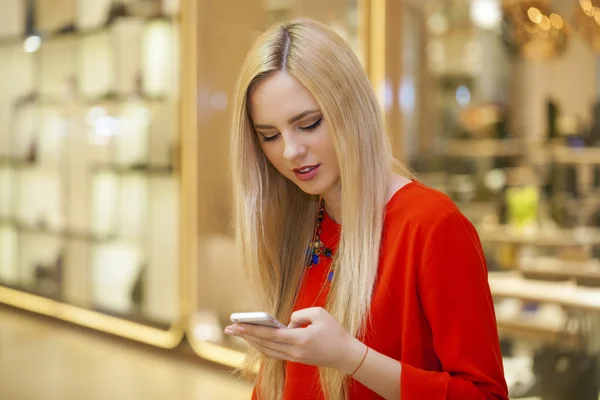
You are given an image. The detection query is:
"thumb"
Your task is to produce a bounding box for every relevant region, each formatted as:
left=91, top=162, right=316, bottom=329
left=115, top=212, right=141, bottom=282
left=288, top=307, right=320, bottom=328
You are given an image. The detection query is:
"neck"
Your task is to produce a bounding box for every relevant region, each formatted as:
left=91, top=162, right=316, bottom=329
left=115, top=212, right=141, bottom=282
left=321, top=183, right=342, bottom=224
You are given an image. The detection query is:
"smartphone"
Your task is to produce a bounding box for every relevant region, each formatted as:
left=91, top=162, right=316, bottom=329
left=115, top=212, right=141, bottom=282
left=230, top=312, right=287, bottom=329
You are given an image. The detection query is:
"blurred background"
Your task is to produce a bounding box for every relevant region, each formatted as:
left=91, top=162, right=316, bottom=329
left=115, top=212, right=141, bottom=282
left=1, top=0, right=600, bottom=399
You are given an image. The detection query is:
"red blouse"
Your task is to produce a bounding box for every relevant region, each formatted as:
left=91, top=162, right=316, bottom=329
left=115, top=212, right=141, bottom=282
left=254, top=181, right=508, bottom=400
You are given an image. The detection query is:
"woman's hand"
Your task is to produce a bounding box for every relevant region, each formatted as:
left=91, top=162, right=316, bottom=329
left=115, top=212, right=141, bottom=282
left=224, top=307, right=366, bottom=374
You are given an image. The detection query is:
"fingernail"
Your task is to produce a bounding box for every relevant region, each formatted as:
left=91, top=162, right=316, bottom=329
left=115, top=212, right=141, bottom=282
left=224, top=328, right=233, bottom=335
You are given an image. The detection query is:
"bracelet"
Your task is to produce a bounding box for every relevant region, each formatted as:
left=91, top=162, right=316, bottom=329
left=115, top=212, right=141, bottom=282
left=349, top=345, right=369, bottom=377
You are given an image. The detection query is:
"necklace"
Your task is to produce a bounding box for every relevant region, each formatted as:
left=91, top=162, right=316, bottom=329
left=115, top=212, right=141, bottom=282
left=307, top=198, right=335, bottom=281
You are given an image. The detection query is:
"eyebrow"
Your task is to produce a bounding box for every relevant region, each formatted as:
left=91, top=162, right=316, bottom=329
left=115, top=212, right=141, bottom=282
left=253, top=109, right=321, bottom=130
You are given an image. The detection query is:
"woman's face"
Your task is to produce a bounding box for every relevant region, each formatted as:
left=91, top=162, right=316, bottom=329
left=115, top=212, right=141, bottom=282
left=248, top=71, right=340, bottom=197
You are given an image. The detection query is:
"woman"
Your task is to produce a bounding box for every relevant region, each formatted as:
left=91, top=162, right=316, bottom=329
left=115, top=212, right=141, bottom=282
left=224, top=18, right=508, bottom=400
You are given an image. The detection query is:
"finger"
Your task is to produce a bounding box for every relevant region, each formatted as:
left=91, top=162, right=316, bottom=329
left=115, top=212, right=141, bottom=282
left=238, top=324, right=296, bottom=344
left=244, top=336, right=292, bottom=361
left=290, top=307, right=325, bottom=326
left=224, top=324, right=236, bottom=335
left=243, top=333, right=295, bottom=355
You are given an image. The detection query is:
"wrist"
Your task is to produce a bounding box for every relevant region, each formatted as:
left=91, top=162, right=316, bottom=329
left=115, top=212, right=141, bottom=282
left=338, top=337, right=368, bottom=375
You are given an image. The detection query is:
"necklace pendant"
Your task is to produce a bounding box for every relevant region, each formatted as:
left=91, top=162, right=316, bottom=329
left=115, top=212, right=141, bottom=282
left=306, top=199, right=334, bottom=268
left=311, top=253, right=321, bottom=266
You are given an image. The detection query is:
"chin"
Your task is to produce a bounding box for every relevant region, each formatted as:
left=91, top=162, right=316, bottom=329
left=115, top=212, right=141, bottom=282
left=293, top=179, right=335, bottom=197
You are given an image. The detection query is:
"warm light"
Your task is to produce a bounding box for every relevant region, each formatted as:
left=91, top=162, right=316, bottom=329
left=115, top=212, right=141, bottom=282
left=539, top=15, right=551, bottom=30
left=582, top=1, right=595, bottom=16
left=470, top=0, right=502, bottom=30
left=528, top=7, right=543, bottom=24
left=549, top=14, right=563, bottom=30
left=595, top=8, right=600, bottom=24
left=23, top=35, right=41, bottom=53
left=581, top=0, right=593, bottom=13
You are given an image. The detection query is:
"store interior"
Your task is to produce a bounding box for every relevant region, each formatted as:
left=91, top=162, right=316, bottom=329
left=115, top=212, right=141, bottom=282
left=1, top=0, right=600, bottom=399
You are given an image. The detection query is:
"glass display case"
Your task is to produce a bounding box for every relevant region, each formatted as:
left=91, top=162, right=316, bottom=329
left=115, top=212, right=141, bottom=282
left=0, top=0, right=184, bottom=348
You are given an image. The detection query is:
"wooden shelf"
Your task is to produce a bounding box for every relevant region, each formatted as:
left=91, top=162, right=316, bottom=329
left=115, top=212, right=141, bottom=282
left=552, top=145, right=600, bottom=165
left=519, top=258, right=600, bottom=285
left=478, top=225, right=600, bottom=247
left=443, top=138, right=523, bottom=158
left=489, top=272, right=600, bottom=312
left=496, top=315, right=576, bottom=346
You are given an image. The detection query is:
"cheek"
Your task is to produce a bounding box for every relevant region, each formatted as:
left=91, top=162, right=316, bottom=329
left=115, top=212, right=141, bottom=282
left=318, top=131, right=339, bottom=168
left=261, top=144, right=288, bottom=173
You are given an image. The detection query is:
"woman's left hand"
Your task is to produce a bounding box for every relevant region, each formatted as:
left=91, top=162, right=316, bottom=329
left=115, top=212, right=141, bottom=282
left=224, top=307, right=364, bottom=374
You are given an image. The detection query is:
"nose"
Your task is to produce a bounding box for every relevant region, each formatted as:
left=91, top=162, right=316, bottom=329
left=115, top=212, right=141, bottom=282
left=282, top=133, right=306, bottom=162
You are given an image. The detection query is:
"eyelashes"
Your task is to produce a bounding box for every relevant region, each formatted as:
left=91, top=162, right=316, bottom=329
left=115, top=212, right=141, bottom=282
left=300, top=117, right=323, bottom=132
left=262, top=134, right=279, bottom=142
left=261, top=117, right=324, bottom=143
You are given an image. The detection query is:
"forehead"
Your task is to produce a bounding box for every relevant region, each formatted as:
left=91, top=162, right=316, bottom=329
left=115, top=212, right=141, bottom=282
left=248, top=71, right=320, bottom=124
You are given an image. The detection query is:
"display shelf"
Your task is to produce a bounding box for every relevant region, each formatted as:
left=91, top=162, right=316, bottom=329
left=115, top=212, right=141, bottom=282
left=91, top=164, right=174, bottom=175
left=443, top=138, right=523, bottom=158
left=0, top=217, right=113, bottom=242
left=552, top=145, right=600, bottom=165
left=0, top=14, right=178, bottom=46
left=489, top=271, right=600, bottom=312
left=31, top=93, right=171, bottom=107
left=478, top=225, right=600, bottom=247
left=519, top=257, right=600, bottom=286
left=0, top=0, right=184, bottom=347
left=496, top=315, right=577, bottom=346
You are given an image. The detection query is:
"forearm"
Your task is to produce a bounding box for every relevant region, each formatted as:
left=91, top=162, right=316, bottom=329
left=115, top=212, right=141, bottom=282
left=339, top=338, right=401, bottom=400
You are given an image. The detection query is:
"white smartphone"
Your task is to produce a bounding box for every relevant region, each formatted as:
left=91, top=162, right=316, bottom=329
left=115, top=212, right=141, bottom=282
left=230, top=312, right=287, bottom=329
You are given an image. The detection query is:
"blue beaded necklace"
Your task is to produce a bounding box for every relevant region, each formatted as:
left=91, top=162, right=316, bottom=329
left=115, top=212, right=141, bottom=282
left=307, top=198, right=335, bottom=281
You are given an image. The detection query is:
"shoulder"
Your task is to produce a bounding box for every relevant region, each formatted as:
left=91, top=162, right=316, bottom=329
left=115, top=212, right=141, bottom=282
left=385, top=181, right=486, bottom=274
left=383, top=180, right=482, bottom=258
left=385, top=180, right=465, bottom=230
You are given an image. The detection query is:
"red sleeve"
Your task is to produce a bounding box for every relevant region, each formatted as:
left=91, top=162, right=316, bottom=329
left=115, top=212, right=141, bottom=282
left=400, top=209, right=508, bottom=400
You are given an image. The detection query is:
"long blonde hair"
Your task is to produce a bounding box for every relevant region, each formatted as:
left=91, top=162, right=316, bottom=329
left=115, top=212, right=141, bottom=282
left=230, top=18, right=400, bottom=400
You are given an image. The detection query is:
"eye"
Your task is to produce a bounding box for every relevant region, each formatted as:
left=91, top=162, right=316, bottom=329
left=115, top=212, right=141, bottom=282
left=261, top=133, right=280, bottom=143
left=299, top=117, right=323, bottom=132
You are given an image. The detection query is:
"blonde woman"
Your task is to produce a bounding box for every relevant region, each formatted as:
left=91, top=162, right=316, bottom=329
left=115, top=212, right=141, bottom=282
left=224, top=18, right=508, bottom=400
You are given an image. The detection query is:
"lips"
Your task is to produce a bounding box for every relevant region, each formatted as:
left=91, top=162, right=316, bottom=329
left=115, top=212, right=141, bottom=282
left=293, top=164, right=320, bottom=182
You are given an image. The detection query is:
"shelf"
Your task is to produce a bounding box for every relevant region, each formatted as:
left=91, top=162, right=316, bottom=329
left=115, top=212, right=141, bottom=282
left=31, top=93, right=171, bottom=107
left=519, top=258, right=600, bottom=285
left=443, top=138, right=523, bottom=158
left=0, top=156, right=29, bottom=167
left=91, top=164, right=175, bottom=176
left=489, top=271, right=600, bottom=312
left=478, top=225, right=600, bottom=247
left=552, top=145, right=600, bottom=165
left=0, top=218, right=114, bottom=242
left=496, top=315, right=576, bottom=346
left=0, top=15, right=178, bottom=46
